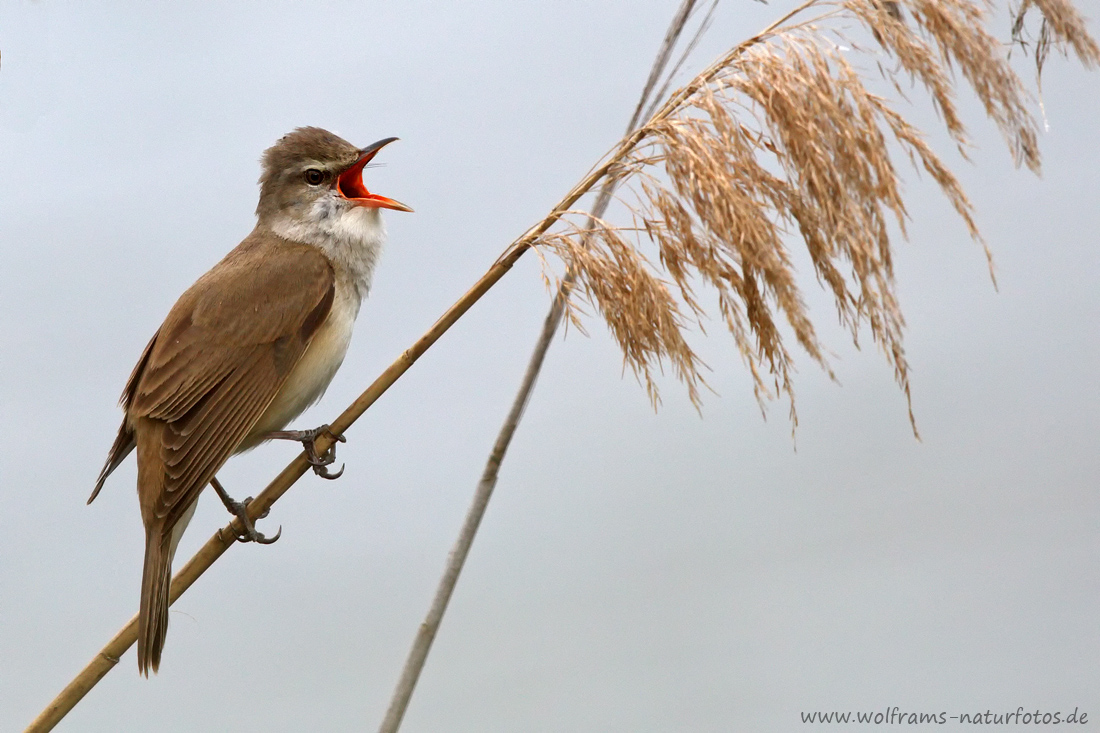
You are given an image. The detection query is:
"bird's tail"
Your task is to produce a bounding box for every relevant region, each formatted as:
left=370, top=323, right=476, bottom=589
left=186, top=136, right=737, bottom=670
left=138, top=529, right=172, bottom=676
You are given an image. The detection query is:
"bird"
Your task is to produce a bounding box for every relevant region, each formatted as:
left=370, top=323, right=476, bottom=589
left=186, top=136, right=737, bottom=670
left=88, top=127, right=412, bottom=675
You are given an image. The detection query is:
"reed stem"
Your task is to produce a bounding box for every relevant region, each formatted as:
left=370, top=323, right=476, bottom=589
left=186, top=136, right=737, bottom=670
left=375, top=4, right=706, bottom=730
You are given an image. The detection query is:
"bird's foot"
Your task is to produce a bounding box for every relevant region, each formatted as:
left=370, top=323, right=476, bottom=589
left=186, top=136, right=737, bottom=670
left=210, top=477, right=281, bottom=545
left=264, top=424, right=346, bottom=480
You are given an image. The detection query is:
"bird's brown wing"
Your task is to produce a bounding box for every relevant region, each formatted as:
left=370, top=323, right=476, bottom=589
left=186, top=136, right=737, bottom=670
left=129, top=237, right=335, bottom=530
left=89, top=332, right=159, bottom=503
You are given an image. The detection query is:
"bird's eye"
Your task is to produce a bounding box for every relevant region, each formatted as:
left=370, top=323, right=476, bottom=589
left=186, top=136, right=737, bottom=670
left=304, top=169, right=325, bottom=185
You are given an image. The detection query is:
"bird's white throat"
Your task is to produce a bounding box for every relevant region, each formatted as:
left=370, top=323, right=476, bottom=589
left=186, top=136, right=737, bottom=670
left=251, top=195, right=387, bottom=444
left=269, top=195, right=386, bottom=303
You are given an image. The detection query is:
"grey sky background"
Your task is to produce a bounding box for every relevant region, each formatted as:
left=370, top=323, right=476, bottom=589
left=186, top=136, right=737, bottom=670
left=1, top=1, right=1098, bottom=730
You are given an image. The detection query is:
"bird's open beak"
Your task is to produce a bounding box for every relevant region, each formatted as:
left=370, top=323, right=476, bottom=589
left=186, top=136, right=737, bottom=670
left=337, top=137, right=414, bottom=212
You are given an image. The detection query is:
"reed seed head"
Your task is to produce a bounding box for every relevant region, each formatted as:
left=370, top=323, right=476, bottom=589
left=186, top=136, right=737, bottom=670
left=537, top=0, right=1096, bottom=431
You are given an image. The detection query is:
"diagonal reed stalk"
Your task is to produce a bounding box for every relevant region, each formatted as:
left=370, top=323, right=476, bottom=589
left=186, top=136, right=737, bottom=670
left=25, top=1, right=1097, bottom=730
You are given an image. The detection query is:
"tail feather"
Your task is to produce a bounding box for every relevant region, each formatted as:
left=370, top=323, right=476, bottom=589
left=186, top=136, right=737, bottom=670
left=138, top=530, right=172, bottom=676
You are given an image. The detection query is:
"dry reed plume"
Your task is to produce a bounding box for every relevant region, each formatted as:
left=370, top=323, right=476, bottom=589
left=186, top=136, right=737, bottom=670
left=537, top=0, right=1097, bottom=430
left=26, top=1, right=1096, bottom=730
left=1013, top=0, right=1099, bottom=77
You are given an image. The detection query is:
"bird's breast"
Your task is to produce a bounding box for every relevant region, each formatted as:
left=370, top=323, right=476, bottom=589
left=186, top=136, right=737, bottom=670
left=244, top=281, right=361, bottom=445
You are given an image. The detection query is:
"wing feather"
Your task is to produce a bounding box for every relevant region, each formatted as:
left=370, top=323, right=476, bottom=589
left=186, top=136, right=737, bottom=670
left=126, top=236, right=337, bottom=529
left=158, top=359, right=273, bottom=523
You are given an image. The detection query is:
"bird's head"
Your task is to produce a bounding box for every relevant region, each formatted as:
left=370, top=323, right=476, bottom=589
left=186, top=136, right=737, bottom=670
left=256, top=127, right=413, bottom=232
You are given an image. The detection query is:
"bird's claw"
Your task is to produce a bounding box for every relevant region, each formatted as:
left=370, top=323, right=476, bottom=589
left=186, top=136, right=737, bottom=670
left=241, top=519, right=282, bottom=545
left=312, top=461, right=345, bottom=480
left=227, top=497, right=281, bottom=545
left=266, top=424, right=347, bottom=480
left=210, top=479, right=281, bottom=545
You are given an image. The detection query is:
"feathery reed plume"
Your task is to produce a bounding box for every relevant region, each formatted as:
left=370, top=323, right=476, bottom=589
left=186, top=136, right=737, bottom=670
left=1012, top=0, right=1100, bottom=78
left=537, top=0, right=1096, bottom=430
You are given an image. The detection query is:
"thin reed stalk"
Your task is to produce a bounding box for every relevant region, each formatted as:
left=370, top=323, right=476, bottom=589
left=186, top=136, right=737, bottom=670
left=25, top=1, right=1097, bottom=730
left=376, top=3, right=707, bottom=731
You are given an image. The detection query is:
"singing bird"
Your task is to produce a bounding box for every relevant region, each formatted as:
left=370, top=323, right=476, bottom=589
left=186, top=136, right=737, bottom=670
left=89, top=127, right=412, bottom=675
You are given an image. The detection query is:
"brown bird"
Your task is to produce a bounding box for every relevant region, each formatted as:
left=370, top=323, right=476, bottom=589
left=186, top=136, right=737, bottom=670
left=89, top=127, right=412, bottom=675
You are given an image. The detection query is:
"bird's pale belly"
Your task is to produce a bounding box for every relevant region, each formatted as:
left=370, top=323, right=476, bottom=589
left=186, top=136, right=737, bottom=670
left=238, top=286, right=360, bottom=451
